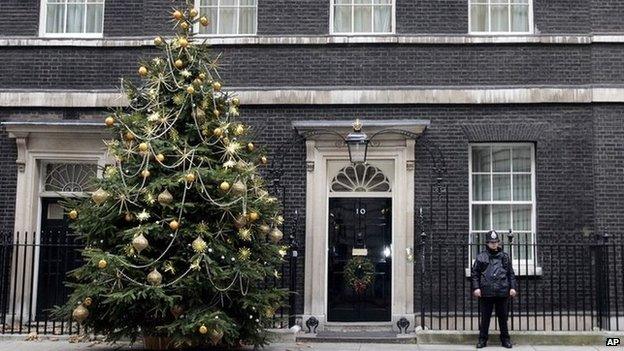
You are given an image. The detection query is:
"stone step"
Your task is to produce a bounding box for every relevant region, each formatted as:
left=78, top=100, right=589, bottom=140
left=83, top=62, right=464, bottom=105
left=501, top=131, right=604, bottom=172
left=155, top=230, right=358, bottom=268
left=323, top=322, right=394, bottom=333
left=296, top=331, right=417, bottom=344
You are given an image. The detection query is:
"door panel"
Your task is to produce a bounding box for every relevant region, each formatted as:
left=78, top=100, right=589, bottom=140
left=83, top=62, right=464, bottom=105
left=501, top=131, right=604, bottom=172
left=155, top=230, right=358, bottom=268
left=328, top=197, right=392, bottom=322
left=36, top=198, right=81, bottom=320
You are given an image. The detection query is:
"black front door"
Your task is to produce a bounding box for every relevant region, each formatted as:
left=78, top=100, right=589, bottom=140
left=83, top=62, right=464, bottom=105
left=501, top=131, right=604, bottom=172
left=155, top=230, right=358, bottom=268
left=328, top=197, right=392, bottom=322
left=36, top=198, right=81, bottom=319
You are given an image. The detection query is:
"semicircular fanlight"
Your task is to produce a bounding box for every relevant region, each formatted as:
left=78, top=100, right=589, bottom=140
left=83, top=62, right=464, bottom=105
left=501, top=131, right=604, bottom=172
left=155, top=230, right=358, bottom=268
left=44, top=163, right=98, bottom=193
left=330, top=163, right=391, bottom=193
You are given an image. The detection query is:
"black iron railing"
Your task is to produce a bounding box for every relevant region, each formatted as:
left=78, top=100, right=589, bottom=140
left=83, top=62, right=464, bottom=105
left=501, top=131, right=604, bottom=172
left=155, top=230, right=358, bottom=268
left=415, top=231, right=624, bottom=332
left=0, top=230, right=299, bottom=335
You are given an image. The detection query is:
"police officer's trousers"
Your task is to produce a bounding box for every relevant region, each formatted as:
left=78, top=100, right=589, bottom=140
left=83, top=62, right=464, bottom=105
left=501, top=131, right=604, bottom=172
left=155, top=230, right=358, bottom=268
left=479, top=296, right=510, bottom=341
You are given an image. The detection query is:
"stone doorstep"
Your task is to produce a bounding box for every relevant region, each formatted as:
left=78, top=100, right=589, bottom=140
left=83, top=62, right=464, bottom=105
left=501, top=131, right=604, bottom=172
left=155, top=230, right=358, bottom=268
left=289, top=330, right=616, bottom=346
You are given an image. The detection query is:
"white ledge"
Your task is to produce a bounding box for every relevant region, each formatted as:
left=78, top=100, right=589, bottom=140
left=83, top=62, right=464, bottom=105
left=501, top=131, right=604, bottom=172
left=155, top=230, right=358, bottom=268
left=2, top=86, right=624, bottom=107
left=3, top=34, right=623, bottom=47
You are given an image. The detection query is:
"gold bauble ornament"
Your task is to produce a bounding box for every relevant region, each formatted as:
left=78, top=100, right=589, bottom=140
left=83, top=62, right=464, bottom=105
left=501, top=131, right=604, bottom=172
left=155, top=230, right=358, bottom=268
left=180, top=21, right=189, bottom=30
left=234, top=214, right=247, bottom=229
left=190, top=8, right=198, bottom=18
left=156, top=153, right=165, bottom=162
left=171, top=305, right=184, bottom=319
left=238, top=228, right=252, bottom=241
left=173, top=10, right=183, bottom=20
left=232, top=97, right=240, bottom=106
left=141, top=169, right=151, bottom=178
left=235, top=160, right=248, bottom=173
left=154, top=36, right=163, bottom=46
left=192, top=236, right=207, bottom=253
left=193, top=78, right=202, bottom=87
left=174, top=59, right=184, bottom=69
left=179, top=38, right=189, bottom=48
left=124, top=212, right=134, bottom=222
left=83, top=297, right=93, bottom=307
left=138, top=142, right=149, bottom=152
left=199, top=325, right=208, bottom=334
left=186, top=86, right=195, bottom=94
left=258, top=224, right=271, bottom=238
left=147, top=269, right=162, bottom=286
left=209, top=329, right=224, bottom=345
left=185, top=172, right=196, bottom=182
left=234, top=124, right=245, bottom=136
left=231, top=180, right=246, bottom=196
left=247, top=142, right=255, bottom=152
left=248, top=212, right=260, bottom=221
left=199, top=72, right=206, bottom=80
left=138, top=66, right=148, bottom=77
left=158, top=189, right=173, bottom=205
left=212, top=81, right=222, bottom=91
left=200, top=16, right=209, bottom=26
left=260, top=156, right=268, bottom=165
left=132, top=233, right=149, bottom=254
left=219, top=181, right=230, bottom=191
left=72, top=304, right=89, bottom=323
left=213, top=109, right=220, bottom=118
left=169, top=220, right=180, bottom=230
left=124, top=131, right=135, bottom=141
left=91, top=187, right=110, bottom=205
left=269, top=227, right=283, bottom=243
left=68, top=210, right=78, bottom=220
left=97, top=259, right=108, bottom=269
left=105, top=116, right=115, bottom=127
left=213, top=127, right=223, bottom=137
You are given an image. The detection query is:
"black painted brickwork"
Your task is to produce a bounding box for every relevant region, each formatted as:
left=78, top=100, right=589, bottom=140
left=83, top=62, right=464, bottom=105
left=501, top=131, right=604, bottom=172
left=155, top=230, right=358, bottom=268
left=0, top=45, right=592, bottom=89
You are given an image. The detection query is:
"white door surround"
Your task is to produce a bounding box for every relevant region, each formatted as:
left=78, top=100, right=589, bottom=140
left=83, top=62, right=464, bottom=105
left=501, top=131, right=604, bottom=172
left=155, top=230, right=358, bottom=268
left=2, top=121, right=109, bottom=322
left=293, top=119, right=428, bottom=331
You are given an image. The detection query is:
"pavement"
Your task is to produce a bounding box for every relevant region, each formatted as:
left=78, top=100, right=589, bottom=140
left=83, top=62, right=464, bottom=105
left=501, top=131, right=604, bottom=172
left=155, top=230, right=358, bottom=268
left=0, top=339, right=617, bottom=351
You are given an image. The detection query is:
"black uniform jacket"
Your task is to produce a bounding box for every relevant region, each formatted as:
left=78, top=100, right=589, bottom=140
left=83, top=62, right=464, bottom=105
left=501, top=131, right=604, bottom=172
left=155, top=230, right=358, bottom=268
left=471, top=247, right=518, bottom=297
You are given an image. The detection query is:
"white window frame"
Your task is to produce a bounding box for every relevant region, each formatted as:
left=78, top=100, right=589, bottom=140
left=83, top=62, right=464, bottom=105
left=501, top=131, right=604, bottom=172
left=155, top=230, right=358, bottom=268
left=194, top=0, right=258, bottom=37
left=329, top=0, right=396, bottom=36
left=468, top=143, right=540, bottom=275
left=468, top=0, right=533, bottom=35
left=39, top=0, right=105, bottom=38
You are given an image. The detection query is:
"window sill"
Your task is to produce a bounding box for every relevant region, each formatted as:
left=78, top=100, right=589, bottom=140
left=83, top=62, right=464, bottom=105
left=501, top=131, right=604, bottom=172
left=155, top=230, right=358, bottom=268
left=0, top=34, right=599, bottom=47
left=464, top=266, right=543, bottom=277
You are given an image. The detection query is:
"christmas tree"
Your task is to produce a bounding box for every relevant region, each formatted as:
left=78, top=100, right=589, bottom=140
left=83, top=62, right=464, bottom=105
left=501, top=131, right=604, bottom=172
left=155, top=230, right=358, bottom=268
left=57, top=1, right=288, bottom=348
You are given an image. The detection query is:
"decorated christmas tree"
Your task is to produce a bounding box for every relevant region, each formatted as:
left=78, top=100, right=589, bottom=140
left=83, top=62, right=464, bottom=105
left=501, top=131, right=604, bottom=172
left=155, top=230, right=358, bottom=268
left=56, top=1, right=288, bottom=348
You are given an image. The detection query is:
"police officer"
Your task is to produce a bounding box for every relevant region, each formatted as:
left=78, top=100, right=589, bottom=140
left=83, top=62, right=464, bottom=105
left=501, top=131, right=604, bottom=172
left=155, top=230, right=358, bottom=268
left=471, top=230, right=517, bottom=349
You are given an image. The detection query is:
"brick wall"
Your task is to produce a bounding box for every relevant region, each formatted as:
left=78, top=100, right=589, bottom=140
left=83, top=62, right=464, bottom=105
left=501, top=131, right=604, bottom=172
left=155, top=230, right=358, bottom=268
left=0, top=44, right=593, bottom=89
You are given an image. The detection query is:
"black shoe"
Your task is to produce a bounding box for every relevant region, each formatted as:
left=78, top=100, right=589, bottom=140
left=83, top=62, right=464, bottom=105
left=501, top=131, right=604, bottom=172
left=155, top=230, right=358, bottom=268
left=476, top=339, right=487, bottom=348
left=501, top=339, right=512, bottom=348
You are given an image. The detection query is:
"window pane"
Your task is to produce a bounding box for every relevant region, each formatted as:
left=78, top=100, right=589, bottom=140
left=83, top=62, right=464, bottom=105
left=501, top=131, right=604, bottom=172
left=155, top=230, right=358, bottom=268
left=470, top=4, right=488, bottom=32
left=221, top=0, right=237, bottom=5
left=354, top=0, right=371, bottom=3
left=239, top=7, right=255, bottom=34
left=472, top=205, right=490, bottom=231
left=201, top=0, right=218, bottom=5
left=200, top=7, right=218, bottom=34
left=240, top=0, right=256, bottom=5
left=492, top=205, right=511, bottom=232
left=511, top=5, right=529, bottom=32
left=353, top=5, right=372, bottom=32
left=334, top=5, right=352, bottom=32
left=512, top=205, right=531, bottom=231
left=85, top=4, right=103, bottom=33
left=373, top=5, right=391, bottom=32
left=472, top=146, right=490, bottom=172
left=492, top=146, right=511, bottom=172
left=66, top=3, right=85, bottom=33
left=512, top=146, right=531, bottom=172
left=493, top=174, right=511, bottom=200
left=513, top=174, right=531, bottom=201
left=46, top=4, right=65, bottom=33
left=491, top=4, right=509, bottom=32
left=219, top=7, right=237, bottom=34
left=373, top=0, right=391, bottom=3
left=472, top=175, right=491, bottom=201
left=335, top=0, right=351, bottom=3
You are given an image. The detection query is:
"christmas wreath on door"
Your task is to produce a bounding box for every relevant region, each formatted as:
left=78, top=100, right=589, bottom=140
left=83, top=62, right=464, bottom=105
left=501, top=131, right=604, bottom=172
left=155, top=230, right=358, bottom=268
left=344, top=257, right=375, bottom=294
